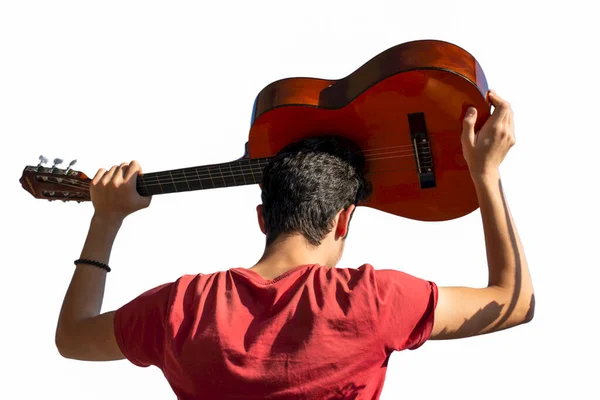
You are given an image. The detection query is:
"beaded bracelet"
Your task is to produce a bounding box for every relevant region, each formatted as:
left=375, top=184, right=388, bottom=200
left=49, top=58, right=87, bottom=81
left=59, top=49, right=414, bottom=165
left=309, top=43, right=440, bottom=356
left=74, top=259, right=111, bottom=272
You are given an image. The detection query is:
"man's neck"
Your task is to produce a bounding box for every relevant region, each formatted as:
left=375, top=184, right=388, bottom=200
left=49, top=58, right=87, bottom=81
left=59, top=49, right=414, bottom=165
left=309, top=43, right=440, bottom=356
left=249, top=235, right=336, bottom=280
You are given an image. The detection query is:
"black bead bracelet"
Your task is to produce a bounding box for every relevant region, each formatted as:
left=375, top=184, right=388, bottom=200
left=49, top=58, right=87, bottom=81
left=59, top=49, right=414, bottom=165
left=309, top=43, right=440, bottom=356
left=74, top=259, right=111, bottom=272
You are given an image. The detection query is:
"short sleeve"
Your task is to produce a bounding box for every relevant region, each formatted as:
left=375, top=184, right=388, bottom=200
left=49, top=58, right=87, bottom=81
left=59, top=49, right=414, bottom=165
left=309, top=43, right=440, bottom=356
left=375, top=269, right=438, bottom=352
left=113, top=282, right=174, bottom=368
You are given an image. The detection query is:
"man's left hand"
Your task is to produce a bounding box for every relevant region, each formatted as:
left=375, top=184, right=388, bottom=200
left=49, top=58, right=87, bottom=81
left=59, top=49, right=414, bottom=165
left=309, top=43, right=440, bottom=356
left=90, top=160, right=151, bottom=221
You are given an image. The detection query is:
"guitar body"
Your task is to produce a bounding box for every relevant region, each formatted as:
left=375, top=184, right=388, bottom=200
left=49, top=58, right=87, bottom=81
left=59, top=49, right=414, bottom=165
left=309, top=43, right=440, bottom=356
left=248, top=40, right=490, bottom=221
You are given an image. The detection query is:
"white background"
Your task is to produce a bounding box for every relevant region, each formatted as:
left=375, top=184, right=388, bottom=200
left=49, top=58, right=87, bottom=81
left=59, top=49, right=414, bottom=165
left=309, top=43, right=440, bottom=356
left=1, top=1, right=598, bottom=399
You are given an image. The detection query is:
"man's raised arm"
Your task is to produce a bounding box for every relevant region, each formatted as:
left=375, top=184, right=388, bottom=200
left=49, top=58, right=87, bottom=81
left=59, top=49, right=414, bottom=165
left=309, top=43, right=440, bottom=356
left=430, top=91, right=535, bottom=340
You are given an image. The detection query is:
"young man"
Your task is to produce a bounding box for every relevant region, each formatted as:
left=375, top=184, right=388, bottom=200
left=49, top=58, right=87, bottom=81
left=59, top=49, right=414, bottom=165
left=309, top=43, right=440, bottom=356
left=55, top=90, right=534, bottom=399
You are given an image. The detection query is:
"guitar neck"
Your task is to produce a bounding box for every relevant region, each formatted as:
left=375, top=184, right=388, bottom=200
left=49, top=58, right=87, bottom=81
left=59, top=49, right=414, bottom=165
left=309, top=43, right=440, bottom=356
left=136, top=157, right=272, bottom=196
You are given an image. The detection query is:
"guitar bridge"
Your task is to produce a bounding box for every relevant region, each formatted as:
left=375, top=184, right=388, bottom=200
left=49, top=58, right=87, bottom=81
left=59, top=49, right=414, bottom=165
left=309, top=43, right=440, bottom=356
left=408, top=112, right=436, bottom=189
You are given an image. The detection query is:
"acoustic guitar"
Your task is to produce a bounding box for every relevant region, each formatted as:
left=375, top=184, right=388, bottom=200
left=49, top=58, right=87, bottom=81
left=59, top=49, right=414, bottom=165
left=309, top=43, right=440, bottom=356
left=19, top=39, right=491, bottom=221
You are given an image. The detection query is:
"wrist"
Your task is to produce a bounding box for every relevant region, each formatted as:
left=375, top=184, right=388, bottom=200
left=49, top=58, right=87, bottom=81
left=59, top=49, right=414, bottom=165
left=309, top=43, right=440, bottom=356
left=80, top=214, right=122, bottom=263
left=470, top=169, right=500, bottom=188
left=91, top=213, right=124, bottom=228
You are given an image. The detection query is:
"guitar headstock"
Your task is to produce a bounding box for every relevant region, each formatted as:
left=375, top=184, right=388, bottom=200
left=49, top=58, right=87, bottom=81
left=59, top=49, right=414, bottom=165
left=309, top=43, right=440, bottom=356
left=19, top=156, right=91, bottom=202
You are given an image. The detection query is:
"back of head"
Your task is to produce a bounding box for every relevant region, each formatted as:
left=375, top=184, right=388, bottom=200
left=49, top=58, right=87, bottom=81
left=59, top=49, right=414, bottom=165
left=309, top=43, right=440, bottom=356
left=260, top=135, right=372, bottom=246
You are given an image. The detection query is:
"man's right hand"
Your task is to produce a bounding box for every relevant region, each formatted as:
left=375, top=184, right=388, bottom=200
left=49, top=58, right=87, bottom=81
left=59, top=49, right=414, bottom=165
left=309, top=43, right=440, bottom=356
left=461, top=90, right=515, bottom=180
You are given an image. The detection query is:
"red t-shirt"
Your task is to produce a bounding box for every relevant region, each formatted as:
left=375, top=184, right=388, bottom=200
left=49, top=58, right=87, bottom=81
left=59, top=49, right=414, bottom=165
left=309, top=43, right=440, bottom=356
left=114, top=264, right=438, bottom=399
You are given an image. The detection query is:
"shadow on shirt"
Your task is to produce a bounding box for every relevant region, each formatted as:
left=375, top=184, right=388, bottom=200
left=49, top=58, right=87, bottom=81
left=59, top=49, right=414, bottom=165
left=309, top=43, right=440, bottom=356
left=325, top=382, right=368, bottom=400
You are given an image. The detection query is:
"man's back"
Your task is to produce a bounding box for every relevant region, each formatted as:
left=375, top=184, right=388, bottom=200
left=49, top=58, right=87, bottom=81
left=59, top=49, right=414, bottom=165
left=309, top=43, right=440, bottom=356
left=114, top=264, right=437, bottom=399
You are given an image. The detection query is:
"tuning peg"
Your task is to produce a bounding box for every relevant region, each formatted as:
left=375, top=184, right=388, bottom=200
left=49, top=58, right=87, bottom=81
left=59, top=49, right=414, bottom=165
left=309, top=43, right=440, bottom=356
left=37, top=155, right=49, bottom=170
left=65, top=159, right=77, bottom=174
left=51, top=158, right=63, bottom=170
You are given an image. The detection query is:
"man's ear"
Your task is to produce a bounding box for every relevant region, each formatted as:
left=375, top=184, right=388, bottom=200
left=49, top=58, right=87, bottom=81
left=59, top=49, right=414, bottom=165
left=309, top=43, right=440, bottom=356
left=256, top=204, right=266, bottom=235
left=335, top=204, right=356, bottom=239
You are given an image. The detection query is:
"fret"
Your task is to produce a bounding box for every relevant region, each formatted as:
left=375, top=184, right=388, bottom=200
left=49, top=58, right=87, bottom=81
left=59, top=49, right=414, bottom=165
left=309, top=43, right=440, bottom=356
left=205, top=165, right=216, bottom=188
left=218, top=164, right=236, bottom=187
left=137, top=175, right=150, bottom=196
left=194, top=167, right=205, bottom=190
left=227, top=163, right=237, bottom=186
left=168, top=171, right=177, bottom=192
left=158, top=172, right=175, bottom=193
left=255, top=160, right=263, bottom=184
left=169, top=169, right=189, bottom=192
left=254, top=159, right=265, bottom=183
left=182, top=169, right=192, bottom=191
left=200, top=166, right=218, bottom=189
left=211, top=165, right=226, bottom=188
left=155, top=173, right=164, bottom=194
left=248, top=159, right=258, bottom=184
left=237, top=161, right=247, bottom=185
left=213, top=165, right=227, bottom=188
left=181, top=168, right=202, bottom=190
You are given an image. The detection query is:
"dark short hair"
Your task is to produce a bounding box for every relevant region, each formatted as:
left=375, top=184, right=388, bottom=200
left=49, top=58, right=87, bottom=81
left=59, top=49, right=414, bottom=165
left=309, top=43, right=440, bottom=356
left=260, top=135, right=372, bottom=246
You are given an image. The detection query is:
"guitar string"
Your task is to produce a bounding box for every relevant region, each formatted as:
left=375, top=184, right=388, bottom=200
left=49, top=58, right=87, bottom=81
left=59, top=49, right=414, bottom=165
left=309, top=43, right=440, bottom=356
left=356, top=143, right=420, bottom=153
left=137, top=149, right=429, bottom=184
left=65, top=151, right=432, bottom=190
left=38, top=141, right=437, bottom=188
left=44, top=161, right=432, bottom=200
left=136, top=154, right=431, bottom=189
left=46, top=151, right=437, bottom=197
left=51, top=152, right=432, bottom=193
left=47, top=142, right=425, bottom=183
left=38, top=143, right=432, bottom=186
left=116, top=147, right=431, bottom=183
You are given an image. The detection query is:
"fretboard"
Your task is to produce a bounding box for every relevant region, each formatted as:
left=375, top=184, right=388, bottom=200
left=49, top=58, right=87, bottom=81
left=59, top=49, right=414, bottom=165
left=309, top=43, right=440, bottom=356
left=136, top=158, right=271, bottom=196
